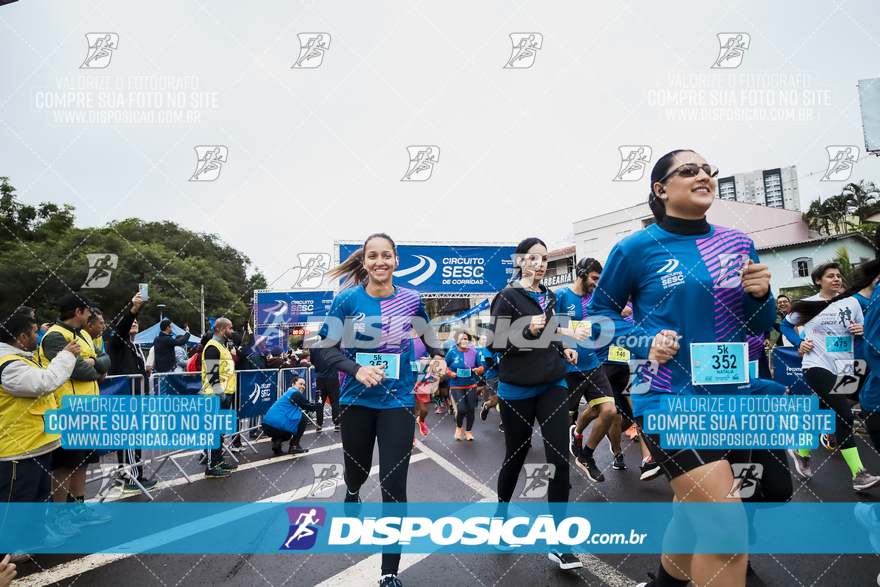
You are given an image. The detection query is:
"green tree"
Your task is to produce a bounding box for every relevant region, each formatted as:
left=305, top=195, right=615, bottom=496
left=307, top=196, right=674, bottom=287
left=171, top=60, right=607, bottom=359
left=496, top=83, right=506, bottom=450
left=842, top=180, right=880, bottom=224
left=0, top=177, right=265, bottom=333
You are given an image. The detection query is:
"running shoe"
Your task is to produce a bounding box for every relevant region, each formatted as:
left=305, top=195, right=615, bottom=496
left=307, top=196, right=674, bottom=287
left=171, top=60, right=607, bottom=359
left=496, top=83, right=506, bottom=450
left=635, top=572, right=657, bottom=587
left=820, top=433, right=836, bottom=450
left=413, top=437, right=416, bottom=447
left=499, top=422, right=504, bottom=432
left=435, top=405, right=443, bottom=414
left=379, top=575, right=403, bottom=587
left=612, top=452, right=626, bottom=471
left=625, top=424, right=639, bottom=441
left=229, top=444, right=244, bottom=453
left=480, top=402, right=490, bottom=421
left=465, top=431, right=475, bottom=441
left=9, top=552, right=32, bottom=564
left=853, top=468, right=880, bottom=491
left=568, top=425, right=583, bottom=458
left=548, top=550, right=583, bottom=570
left=454, top=427, right=463, bottom=441
left=344, top=489, right=362, bottom=517
left=70, top=503, right=111, bottom=526
left=50, top=511, right=80, bottom=537
left=315, top=426, right=323, bottom=433
left=787, top=449, right=812, bottom=479
left=746, top=559, right=768, bottom=587
left=854, top=503, right=880, bottom=552
left=288, top=445, right=309, bottom=455
left=576, top=454, right=605, bottom=482
left=639, top=457, right=662, bottom=481
left=205, top=465, right=232, bottom=478
left=217, top=460, right=239, bottom=471
left=123, top=478, right=159, bottom=493
left=335, top=424, right=341, bottom=431
left=418, top=418, right=429, bottom=436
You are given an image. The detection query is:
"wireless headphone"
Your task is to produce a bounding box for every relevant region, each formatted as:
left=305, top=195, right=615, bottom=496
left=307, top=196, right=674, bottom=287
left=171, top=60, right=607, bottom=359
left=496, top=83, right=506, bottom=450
left=576, top=258, right=592, bottom=280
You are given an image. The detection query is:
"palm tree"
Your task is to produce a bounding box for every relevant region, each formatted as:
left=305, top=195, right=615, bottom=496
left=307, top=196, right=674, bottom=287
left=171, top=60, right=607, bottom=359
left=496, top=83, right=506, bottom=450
left=842, top=180, right=880, bottom=224
left=803, top=199, right=831, bottom=235
left=833, top=245, right=853, bottom=287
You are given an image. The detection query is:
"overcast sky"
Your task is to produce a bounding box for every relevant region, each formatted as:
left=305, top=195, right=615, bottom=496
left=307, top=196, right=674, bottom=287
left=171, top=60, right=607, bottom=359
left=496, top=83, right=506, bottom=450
left=2, top=0, right=879, bottom=288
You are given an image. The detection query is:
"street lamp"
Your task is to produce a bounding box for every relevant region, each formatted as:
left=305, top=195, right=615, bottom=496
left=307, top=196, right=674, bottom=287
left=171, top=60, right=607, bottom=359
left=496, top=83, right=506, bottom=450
left=156, top=304, right=166, bottom=321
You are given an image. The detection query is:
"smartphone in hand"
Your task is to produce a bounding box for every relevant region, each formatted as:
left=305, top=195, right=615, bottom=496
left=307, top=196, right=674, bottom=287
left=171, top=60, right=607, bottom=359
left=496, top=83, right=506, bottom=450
left=139, top=283, right=149, bottom=300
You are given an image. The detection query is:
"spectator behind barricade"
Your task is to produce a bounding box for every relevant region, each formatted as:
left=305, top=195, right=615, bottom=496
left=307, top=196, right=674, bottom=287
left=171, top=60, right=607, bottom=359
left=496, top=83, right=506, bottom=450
left=0, top=313, right=79, bottom=564
left=13, top=306, right=53, bottom=346
left=152, top=318, right=190, bottom=373
left=38, top=292, right=111, bottom=527
left=106, top=292, right=157, bottom=493
left=83, top=309, right=105, bottom=353
left=173, top=345, right=188, bottom=372
left=200, top=318, right=238, bottom=478
left=298, top=349, right=310, bottom=366
left=266, top=345, right=290, bottom=369
left=262, top=374, right=320, bottom=456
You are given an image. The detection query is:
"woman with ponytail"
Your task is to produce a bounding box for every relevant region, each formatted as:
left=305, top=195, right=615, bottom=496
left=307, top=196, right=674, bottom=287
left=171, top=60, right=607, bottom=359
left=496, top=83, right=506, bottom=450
left=314, top=233, right=442, bottom=587
left=780, top=253, right=880, bottom=491
left=487, top=236, right=583, bottom=571
left=588, top=149, right=787, bottom=587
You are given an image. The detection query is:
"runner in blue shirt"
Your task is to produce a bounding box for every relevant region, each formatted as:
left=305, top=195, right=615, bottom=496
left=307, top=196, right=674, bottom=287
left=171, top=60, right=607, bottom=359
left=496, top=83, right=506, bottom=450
left=314, top=233, right=442, bottom=587
left=556, top=257, right=620, bottom=481
left=589, top=150, right=776, bottom=587
left=445, top=329, right=484, bottom=440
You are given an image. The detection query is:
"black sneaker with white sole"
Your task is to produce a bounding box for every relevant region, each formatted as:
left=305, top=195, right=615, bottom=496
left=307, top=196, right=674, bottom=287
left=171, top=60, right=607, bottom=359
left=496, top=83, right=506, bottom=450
left=639, top=457, right=662, bottom=481
left=548, top=550, right=583, bottom=570
left=612, top=452, right=626, bottom=470
left=480, top=403, right=490, bottom=421
left=576, top=454, right=605, bottom=482
left=635, top=572, right=657, bottom=587
left=569, top=425, right=582, bottom=458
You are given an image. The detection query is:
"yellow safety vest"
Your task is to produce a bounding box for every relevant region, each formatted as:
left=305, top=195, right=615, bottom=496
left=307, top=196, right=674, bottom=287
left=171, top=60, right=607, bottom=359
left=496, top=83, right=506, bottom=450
left=38, top=324, right=99, bottom=402
left=93, top=336, right=104, bottom=353
left=201, top=339, right=236, bottom=395
left=0, top=354, right=61, bottom=458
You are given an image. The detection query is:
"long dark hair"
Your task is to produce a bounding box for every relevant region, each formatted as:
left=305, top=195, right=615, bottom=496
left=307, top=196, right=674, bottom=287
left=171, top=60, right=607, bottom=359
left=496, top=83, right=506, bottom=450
left=789, top=236, right=880, bottom=326
left=511, top=237, right=547, bottom=282
left=648, top=149, right=695, bottom=221
left=326, top=233, right=397, bottom=289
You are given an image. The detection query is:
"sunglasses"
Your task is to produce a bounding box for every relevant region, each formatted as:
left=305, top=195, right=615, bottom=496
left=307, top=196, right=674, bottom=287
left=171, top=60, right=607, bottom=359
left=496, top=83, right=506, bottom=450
left=657, top=163, right=719, bottom=185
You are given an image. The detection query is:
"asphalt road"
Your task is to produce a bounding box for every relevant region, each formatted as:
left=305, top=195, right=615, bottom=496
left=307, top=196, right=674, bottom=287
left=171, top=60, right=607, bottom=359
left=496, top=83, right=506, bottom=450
left=12, top=405, right=880, bottom=587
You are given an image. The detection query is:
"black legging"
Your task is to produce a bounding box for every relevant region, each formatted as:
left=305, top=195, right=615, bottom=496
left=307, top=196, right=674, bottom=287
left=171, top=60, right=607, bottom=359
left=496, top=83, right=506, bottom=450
left=451, top=386, right=477, bottom=431
left=804, top=367, right=857, bottom=450
left=863, top=409, right=880, bottom=453
left=316, top=377, right=340, bottom=427
left=742, top=448, right=794, bottom=544
left=340, top=405, right=415, bottom=575
left=497, top=385, right=570, bottom=503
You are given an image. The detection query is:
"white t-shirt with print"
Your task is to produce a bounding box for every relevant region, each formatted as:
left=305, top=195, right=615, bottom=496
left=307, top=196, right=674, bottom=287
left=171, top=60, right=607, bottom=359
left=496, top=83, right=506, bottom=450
left=785, top=294, right=863, bottom=373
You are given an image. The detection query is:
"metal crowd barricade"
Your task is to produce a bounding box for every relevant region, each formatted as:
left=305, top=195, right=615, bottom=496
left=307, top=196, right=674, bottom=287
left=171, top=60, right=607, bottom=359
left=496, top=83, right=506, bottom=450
left=232, top=368, right=282, bottom=453
left=86, top=374, right=155, bottom=501
left=148, top=371, right=208, bottom=483
left=278, top=366, right=319, bottom=425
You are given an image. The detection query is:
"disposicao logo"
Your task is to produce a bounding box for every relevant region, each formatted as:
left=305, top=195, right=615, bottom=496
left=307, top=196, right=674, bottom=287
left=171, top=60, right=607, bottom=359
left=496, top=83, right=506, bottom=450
left=281, top=507, right=326, bottom=550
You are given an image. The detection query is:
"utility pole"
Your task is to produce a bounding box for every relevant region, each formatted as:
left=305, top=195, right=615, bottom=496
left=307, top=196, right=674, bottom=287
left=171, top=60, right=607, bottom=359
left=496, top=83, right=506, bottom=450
left=200, top=285, right=206, bottom=336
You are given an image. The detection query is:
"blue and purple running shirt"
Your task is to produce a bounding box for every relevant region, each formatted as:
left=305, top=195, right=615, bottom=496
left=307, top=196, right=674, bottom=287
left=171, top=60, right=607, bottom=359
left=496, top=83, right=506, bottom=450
left=588, top=223, right=777, bottom=417
left=319, top=285, right=430, bottom=409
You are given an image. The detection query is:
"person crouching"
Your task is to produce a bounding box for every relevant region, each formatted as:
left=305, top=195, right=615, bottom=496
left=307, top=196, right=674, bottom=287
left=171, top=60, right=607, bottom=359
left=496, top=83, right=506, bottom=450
left=262, top=375, right=321, bottom=456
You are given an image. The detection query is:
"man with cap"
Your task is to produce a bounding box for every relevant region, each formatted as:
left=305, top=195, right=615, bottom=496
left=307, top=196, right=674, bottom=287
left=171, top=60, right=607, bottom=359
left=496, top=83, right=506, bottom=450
left=0, top=313, right=80, bottom=563
left=38, top=292, right=111, bottom=526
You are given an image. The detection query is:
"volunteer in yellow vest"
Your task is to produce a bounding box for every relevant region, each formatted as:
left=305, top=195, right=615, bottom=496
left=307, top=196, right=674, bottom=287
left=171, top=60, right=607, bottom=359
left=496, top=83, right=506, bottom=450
left=200, top=317, right=238, bottom=478
left=38, top=292, right=111, bottom=528
left=0, top=313, right=79, bottom=562
left=84, top=309, right=105, bottom=354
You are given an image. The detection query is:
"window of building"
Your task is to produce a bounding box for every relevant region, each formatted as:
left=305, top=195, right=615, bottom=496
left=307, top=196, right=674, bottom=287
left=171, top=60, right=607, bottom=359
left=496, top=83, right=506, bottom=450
left=584, top=238, right=598, bottom=253
left=615, top=230, right=631, bottom=241
left=792, top=257, right=813, bottom=278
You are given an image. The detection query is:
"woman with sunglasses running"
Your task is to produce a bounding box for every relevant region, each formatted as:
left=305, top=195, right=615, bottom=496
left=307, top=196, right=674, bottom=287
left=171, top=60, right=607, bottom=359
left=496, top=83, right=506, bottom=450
left=488, top=237, right=583, bottom=571
left=590, top=150, right=780, bottom=587
left=314, top=233, right=442, bottom=587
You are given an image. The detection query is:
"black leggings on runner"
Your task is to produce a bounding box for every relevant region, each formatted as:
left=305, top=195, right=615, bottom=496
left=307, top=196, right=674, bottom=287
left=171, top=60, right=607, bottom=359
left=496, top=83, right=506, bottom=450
left=497, top=385, right=570, bottom=503
left=804, top=367, right=857, bottom=450
left=340, top=405, right=415, bottom=576
left=452, top=386, right=477, bottom=431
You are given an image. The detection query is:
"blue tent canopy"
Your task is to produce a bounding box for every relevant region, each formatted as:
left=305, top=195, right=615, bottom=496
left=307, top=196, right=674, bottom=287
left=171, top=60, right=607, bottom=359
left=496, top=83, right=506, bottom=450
left=133, top=321, right=198, bottom=348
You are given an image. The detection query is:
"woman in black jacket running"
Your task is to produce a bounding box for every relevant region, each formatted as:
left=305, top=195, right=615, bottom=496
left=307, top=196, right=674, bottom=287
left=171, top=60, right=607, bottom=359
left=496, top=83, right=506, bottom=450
left=488, top=237, right=582, bottom=570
